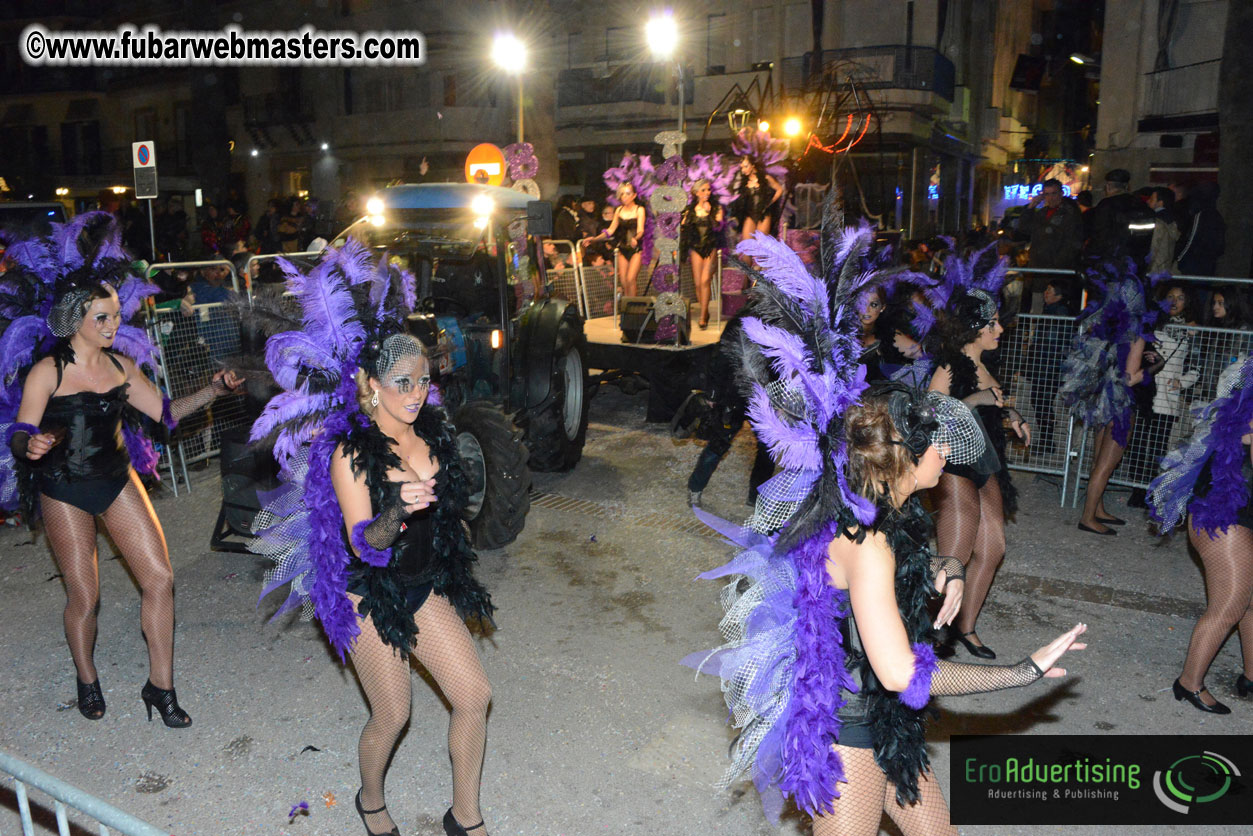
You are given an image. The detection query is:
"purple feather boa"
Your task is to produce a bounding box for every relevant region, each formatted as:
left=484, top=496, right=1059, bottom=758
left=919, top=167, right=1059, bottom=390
left=900, top=642, right=938, bottom=709
left=778, top=521, right=854, bottom=816
left=303, top=407, right=367, bottom=662
left=161, top=396, right=177, bottom=430
left=120, top=417, right=160, bottom=476
left=350, top=517, right=393, bottom=567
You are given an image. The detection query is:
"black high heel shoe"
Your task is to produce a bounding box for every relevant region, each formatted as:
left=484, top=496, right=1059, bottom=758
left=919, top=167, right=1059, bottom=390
left=1235, top=674, right=1253, bottom=698
left=76, top=679, right=106, bottom=720
left=140, top=681, right=192, bottom=728
left=443, top=808, right=486, bottom=836
left=354, top=790, right=400, bottom=836
left=1172, top=678, right=1231, bottom=714
left=957, top=631, right=996, bottom=659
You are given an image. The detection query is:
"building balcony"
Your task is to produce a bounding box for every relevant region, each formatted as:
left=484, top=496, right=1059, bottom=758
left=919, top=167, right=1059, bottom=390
left=1138, top=58, right=1220, bottom=132
left=242, top=92, right=314, bottom=127
left=781, top=46, right=955, bottom=102
left=557, top=65, right=692, bottom=108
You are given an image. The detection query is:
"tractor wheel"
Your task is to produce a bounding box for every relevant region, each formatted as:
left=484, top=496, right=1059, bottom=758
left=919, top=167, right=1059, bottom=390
left=520, top=307, right=590, bottom=472
left=454, top=401, right=531, bottom=550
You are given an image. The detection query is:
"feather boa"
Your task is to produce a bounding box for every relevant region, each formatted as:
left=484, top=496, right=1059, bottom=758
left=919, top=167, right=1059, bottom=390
left=1149, top=357, right=1253, bottom=537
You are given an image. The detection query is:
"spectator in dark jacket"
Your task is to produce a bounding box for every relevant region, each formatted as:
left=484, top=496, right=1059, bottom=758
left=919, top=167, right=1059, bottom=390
left=1086, top=168, right=1154, bottom=264
left=1015, top=178, right=1083, bottom=310
left=1175, top=181, right=1225, bottom=276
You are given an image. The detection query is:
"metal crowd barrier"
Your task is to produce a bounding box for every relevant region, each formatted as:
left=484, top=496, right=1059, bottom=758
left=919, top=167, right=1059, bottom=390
left=544, top=240, right=580, bottom=307
left=241, top=250, right=324, bottom=303
left=0, top=749, right=167, bottom=836
left=1066, top=321, right=1253, bottom=507
left=572, top=243, right=729, bottom=330
left=143, top=260, right=249, bottom=492
left=998, top=313, right=1079, bottom=503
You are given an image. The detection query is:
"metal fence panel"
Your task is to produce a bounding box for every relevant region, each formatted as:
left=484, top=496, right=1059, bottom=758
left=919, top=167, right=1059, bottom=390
left=999, top=314, right=1078, bottom=486
left=147, top=302, right=249, bottom=471
left=1, top=749, right=167, bottom=836
left=1067, top=322, right=1253, bottom=505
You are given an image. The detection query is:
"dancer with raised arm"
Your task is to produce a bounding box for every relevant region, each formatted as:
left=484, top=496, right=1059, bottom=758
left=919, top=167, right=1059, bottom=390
left=685, top=194, right=1087, bottom=835
left=249, top=243, right=494, bottom=836
left=731, top=128, right=787, bottom=241
left=0, top=212, right=241, bottom=726
left=1149, top=356, right=1253, bottom=715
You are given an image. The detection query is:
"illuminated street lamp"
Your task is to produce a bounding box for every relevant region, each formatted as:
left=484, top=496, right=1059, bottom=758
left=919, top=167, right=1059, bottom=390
left=783, top=117, right=802, bottom=137
left=492, top=32, right=527, bottom=143
left=646, top=11, right=684, bottom=154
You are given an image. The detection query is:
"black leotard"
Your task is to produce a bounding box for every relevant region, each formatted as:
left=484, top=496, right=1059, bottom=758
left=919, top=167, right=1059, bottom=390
left=338, top=411, right=493, bottom=653
left=737, top=180, right=773, bottom=225
left=939, top=352, right=1018, bottom=516
left=613, top=208, right=644, bottom=259
left=37, top=352, right=132, bottom=515
left=681, top=205, right=719, bottom=258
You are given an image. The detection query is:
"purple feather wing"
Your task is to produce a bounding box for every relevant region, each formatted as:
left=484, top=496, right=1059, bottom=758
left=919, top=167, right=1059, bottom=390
left=286, top=262, right=364, bottom=364
left=116, top=279, right=157, bottom=320
left=0, top=316, right=50, bottom=381
left=264, top=331, right=339, bottom=391
left=109, top=323, right=158, bottom=368
left=737, top=233, right=829, bottom=316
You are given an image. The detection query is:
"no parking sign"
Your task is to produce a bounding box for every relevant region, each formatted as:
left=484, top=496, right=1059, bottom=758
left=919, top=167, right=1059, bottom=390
left=132, top=140, right=158, bottom=199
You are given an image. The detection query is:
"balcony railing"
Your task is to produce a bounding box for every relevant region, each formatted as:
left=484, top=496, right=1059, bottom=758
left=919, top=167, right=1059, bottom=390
left=782, top=46, right=955, bottom=101
left=1142, top=58, right=1220, bottom=119
left=557, top=65, right=693, bottom=108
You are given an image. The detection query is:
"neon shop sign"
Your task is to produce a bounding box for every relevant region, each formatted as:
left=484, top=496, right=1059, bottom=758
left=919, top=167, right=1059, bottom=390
left=1003, top=183, right=1073, bottom=201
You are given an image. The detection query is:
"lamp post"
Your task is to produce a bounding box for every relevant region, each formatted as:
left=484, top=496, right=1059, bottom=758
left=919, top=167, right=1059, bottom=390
left=492, top=33, right=527, bottom=143
left=646, top=12, right=683, bottom=153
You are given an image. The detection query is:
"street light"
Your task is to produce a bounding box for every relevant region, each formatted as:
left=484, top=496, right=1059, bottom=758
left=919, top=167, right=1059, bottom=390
left=492, top=32, right=527, bottom=144
left=783, top=117, right=802, bottom=137
left=647, top=11, right=684, bottom=155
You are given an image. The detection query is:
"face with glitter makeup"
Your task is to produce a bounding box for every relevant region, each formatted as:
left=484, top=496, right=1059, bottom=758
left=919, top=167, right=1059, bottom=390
left=370, top=351, right=431, bottom=426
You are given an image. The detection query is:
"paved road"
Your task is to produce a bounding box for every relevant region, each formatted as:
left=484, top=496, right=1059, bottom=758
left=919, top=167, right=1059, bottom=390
left=1, top=386, right=1251, bottom=835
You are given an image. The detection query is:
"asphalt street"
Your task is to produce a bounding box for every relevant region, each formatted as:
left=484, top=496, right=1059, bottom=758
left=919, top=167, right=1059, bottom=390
left=2, top=385, right=1252, bottom=836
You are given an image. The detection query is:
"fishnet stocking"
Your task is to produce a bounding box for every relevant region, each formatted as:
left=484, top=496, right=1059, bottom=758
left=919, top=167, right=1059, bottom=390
left=349, top=593, right=491, bottom=836
left=933, top=473, right=1005, bottom=645
left=41, top=473, right=176, bottom=689
left=1181, top=522, right=1253, bottom=703
left=811, top=747, right=956, bottom=836
left=1080, top=423, right=1131, bottom=531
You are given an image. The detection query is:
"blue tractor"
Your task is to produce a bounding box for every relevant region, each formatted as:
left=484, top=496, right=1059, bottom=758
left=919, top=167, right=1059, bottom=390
left=332, top=184, right=589, bottom=549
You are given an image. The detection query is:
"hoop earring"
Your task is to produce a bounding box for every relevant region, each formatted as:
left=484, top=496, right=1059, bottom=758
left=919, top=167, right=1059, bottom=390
left=909, top=473, right=919, bottom=495
left=370, top=390, right=379, bottom=408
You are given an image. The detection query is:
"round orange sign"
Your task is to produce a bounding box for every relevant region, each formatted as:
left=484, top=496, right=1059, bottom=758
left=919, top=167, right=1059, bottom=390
left=464, top=143, right=506, bottom=187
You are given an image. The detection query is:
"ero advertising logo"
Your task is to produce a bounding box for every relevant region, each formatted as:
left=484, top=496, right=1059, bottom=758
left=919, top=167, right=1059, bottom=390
left=951, top=735, right=1250, bottom=826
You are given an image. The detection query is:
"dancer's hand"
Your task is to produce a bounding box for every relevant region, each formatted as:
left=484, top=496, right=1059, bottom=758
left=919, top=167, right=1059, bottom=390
left=933, top=574, right=963, bottom=628
left=211, top=369, right=244, bottom=393
left=22, top=432, right=59, bottom=461
left=398, top=478, right=437, bottom=513
left=1009, top=414, right=1031, bottom=446
left=1030, top=623, right=1088, bottom=678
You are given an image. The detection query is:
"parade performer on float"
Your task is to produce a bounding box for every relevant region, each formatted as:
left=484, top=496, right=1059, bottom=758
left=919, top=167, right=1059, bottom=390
left=1058, top=263, right=1157, bottom=536
left=924, top=248, right=1029, bottom=659
left=685, top=194, right=1086, bottom=835
left=1148, top=356, right=1253, bottom=715
left=585, top=153, right=653, bottom=298
left=730, top=127, right=787, bottom=241
left=0, top=212, right=241, bottom=726
left=681, top=154, right=737, bottom=329
left=248, top=243, right=494, bottom=836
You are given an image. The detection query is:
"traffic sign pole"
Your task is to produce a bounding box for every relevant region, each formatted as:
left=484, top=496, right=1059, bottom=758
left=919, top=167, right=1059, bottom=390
left=132, top=141, right=159, bottom=260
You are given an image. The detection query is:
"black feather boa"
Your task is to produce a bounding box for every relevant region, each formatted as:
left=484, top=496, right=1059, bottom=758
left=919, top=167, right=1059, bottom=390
left=839, top=497, right=939, bottom=805
left=336, top=406, right=494, bottom=653
left=939, top=351, right=1018, bottom=517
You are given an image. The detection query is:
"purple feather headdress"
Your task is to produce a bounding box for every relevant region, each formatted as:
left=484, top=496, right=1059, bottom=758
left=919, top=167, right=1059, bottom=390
left=603, top=151, right=657, bottom=205
left=684, top=153, right=739, bottom=208
left=248, top=241, right=419, bottom=659
left=731, top=128, right=789, bottom=185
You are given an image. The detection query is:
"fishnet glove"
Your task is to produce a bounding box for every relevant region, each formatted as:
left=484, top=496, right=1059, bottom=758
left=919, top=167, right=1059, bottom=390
left=930, top=555, right=965, bottom=587
left=9, top=430, right=31, bottom=460
left=359, top=502, right=407, bottom=550
left=929, top=657, right=1043, bottom=697
left=169, top=383, right=220, bottom=423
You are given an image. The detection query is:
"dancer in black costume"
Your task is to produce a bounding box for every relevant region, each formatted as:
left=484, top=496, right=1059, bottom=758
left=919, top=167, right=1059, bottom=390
left=928, top=288, right=1029, bottom=659
left=584, top=182, right=646, bottom=297
left=3, top=215, right=241, bottom=726
left=680, top=178, right=724, bottom=329
left=734, top=155, right=784, bottom=241
left=249, top=244, right=493, bottom=836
